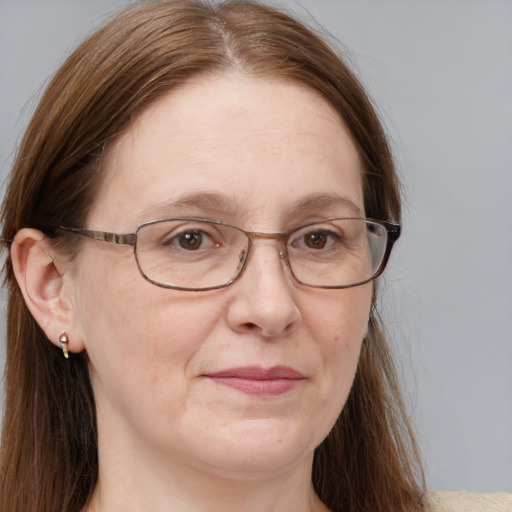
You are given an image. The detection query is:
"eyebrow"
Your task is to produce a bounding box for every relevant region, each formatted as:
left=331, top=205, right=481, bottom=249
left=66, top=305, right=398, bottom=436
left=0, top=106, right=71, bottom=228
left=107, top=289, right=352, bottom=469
left=136, top=192, right=239, bottom=222
left=135, top=191, right=363, bottom=223
left=294, top=193, right=364, bottom=217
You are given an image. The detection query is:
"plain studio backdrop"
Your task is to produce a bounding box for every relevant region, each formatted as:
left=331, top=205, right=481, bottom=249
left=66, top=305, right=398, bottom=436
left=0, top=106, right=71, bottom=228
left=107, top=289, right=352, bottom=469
left=0, top=0, right=511, bottom=493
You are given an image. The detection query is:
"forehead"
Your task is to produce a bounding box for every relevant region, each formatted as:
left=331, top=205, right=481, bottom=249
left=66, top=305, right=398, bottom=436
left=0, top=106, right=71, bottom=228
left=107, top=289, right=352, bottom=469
left=90, top=73, right=364, bottom=229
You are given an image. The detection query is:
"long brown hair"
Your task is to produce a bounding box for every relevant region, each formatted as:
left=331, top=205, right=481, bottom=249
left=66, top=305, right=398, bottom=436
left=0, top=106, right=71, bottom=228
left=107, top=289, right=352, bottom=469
left=0, top=2, right=425, bottom=511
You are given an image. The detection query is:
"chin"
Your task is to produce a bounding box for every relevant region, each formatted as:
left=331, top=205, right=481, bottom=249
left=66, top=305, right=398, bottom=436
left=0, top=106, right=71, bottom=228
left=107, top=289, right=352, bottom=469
left=192, top=421, right=321, bottom=478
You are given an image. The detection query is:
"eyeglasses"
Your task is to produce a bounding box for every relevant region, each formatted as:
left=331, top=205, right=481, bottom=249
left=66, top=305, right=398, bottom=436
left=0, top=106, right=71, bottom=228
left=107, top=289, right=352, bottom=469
left=56, top=217, right=400, bottom=291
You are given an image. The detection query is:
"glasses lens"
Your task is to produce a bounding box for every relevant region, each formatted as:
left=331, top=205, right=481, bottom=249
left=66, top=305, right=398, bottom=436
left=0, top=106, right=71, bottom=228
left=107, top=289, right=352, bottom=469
left=287, top=219, right=388, bottom=288
left=135, top=219, right=247, bottom=290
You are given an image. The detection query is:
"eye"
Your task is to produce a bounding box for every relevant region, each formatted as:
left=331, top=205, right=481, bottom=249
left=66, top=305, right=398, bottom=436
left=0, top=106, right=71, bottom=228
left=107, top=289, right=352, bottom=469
left=295, top=229, right=340, bottom=250
left=302, top=231, right=333, bottom=249
left=160, top=225, right=220, bottom=252
left=177, top=231, right=205, bottom=250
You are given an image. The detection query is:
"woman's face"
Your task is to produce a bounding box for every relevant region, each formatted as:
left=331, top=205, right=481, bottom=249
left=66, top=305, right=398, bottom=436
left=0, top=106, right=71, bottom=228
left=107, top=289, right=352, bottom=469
left=66, top=73, right=372, bottom=478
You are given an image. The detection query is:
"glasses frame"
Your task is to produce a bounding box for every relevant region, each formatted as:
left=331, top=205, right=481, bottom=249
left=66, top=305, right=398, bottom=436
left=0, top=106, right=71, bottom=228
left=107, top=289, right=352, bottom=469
left=55, top=217, right=401, bottom=291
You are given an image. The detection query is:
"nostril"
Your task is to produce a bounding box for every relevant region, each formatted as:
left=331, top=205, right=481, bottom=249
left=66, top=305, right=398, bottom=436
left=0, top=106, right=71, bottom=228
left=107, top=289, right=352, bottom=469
left=245, top=322, right=258, bottom=331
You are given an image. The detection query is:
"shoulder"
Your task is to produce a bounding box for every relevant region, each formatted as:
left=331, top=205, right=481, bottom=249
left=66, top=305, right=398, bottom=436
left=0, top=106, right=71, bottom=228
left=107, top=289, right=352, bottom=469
left=426, top=490, right=512, bottom=511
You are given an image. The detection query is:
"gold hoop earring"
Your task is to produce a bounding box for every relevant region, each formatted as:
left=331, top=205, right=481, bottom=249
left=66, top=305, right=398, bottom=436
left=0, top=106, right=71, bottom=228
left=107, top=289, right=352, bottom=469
left=58, top=332, right=69, bottom=359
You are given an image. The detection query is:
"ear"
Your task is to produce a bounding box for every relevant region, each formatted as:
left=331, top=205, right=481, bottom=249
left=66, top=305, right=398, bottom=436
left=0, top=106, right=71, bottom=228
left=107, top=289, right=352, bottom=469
left=11, top=228, right=85, bottom=354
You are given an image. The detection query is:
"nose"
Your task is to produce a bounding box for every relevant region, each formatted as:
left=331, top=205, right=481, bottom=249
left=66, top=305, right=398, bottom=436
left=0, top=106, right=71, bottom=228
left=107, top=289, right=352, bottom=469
left=226, top=242, right=302, bottom=338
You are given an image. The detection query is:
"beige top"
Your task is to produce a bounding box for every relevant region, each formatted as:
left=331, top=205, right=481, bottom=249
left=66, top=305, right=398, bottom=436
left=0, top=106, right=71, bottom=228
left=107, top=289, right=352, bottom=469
left=426, top=490, right=512, bottom=511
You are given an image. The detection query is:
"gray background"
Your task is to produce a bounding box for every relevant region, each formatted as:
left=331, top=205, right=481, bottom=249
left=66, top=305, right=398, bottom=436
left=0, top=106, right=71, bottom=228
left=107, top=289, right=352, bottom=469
left=1, top=0, right=511, bottom=493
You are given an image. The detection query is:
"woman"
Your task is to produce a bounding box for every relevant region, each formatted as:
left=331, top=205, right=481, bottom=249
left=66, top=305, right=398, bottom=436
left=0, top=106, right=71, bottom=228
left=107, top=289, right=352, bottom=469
left=0, top=1, right=425, bottom=511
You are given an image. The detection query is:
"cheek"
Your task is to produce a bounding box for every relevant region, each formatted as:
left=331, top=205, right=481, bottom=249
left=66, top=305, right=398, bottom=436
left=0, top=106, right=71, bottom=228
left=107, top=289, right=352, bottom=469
left=301, top=284, right=371, bottom=418
left=302, top=282, right=371, bottom=350
left=71, top=253, right=223, bottom=410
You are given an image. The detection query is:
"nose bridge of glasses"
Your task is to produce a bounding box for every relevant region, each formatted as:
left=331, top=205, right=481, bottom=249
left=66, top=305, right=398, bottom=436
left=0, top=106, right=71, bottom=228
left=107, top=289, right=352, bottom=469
left=246, top=231, right=288, bottom=260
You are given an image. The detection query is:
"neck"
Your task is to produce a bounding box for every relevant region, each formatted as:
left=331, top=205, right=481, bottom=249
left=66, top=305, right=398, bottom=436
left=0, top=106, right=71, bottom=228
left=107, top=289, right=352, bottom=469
left=85, top=460, right=329, bottom=512
left=84, top=431, right=330, bottom=512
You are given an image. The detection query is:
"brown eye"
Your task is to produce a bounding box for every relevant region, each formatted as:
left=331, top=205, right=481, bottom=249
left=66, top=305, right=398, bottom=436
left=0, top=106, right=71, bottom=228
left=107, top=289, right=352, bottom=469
left=178, top=231, right=203, bottom=250
left=304, top=232, right=329, bottom=249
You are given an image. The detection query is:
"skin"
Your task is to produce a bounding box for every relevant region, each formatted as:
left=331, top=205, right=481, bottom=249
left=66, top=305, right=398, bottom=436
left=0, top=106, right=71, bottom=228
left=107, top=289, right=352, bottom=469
left=13, top=73, right=372, bottom=512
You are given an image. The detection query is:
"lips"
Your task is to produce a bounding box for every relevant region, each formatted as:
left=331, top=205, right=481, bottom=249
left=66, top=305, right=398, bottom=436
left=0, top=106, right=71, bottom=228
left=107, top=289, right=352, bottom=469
left=204, top=366, right=305, bottom=396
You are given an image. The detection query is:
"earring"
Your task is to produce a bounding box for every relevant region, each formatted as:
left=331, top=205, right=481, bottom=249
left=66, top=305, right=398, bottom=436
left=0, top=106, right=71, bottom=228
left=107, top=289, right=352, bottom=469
left=58, top=332, right=69, bottom=359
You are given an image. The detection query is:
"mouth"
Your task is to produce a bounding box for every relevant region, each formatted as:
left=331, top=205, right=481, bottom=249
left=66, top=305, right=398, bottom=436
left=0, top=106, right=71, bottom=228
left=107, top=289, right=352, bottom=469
left=204, top=366, right=305, bottom=396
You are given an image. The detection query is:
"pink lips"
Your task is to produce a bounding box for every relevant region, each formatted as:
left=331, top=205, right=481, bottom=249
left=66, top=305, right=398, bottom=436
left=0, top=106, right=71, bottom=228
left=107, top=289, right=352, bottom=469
left=205, top=366, right=305, bottom=396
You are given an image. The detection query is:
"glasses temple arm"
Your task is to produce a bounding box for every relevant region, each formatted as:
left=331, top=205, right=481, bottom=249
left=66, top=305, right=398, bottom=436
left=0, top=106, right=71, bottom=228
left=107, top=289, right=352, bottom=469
left=56, top=226, right=136, bottom=246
